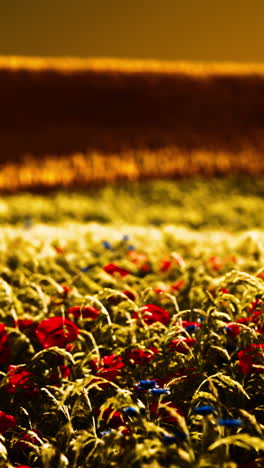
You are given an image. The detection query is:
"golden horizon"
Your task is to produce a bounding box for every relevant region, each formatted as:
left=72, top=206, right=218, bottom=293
left=1, top=55, right=264, bottom=76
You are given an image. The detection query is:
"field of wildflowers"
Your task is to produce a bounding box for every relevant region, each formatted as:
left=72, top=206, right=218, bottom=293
left=0, top=176, right=264, bottom=467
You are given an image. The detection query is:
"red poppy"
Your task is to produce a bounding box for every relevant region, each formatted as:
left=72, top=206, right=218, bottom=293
left=6, top=365, right=36, bottom=396
left=122, top=289, right=137, bottom=301
left=15, top=431, right=42, bottom=449
left=15, top=318, right=38, bottom=336
left=208, top=256, right=223, bottom=271
left=16, top=466, right=32, bottom=468
left=90, top=354, right=124, bottom=382
left=225, top=256, right=238, bottom=264
left=248, top=298, right=262, bottom=313
left=127, top=250, right=150, bottom=272
left=61, top=285, right=72, bottom=295
left=237, top=317, right=251, bottom=325
left=0, top=411, right=16, bottom=434
left=169, top=338, right=196, bottom=354
left=249, top=310, right=264, bottom=333
left=101, top=355, right=124, bottom=369
left=170, top=279, right=185, bottom=292
left=257, top=271, right=264, bottom=280
left=103, top=263, right=130, bottom=277
left=126, top=346, right=159, bottom=365
left=95, top=407, right=125, bottom=429
left=154, top=286, right=170, bottom=294
left=127, top=250, right=148, bottom=264
left=238, top=343, right=264, bottom=374
left=0, top=323, right=9, bottom=365
left=15, top=318, right=34, bottom=329
left=225, top=322, right=241, bottom=338
left=160, top=258, right=172, bottom=272
left=150, top=400, right=184, bottom=422
left=160, top=253, right=186, bottom=272
left=54, top=245, right=64, bottom=254
left=50, top=364, right=71, bottom=384
left=237, top=312, right=264, bottom=333
left=133, top=304, right=171, bottom=326
left=155, top=368, right=195, bottom=388
left=181, top=321, right=201, bottom=330
left=36, top=316, right=79, bottom=348
left=67, top=305, right=99, bottom=320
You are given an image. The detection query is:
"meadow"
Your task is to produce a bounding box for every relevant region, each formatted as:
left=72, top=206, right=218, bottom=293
left=0, top=175, right=263, bottom=467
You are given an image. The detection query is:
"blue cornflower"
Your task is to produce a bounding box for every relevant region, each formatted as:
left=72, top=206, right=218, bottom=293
left=197, top=316, right=205, bottom=323
left=136, top=379, right=158, bottom=390
left=194, top=405, right=216, bottom=416
left=80, top=266, right=92, bottom=272
left=163, top=431, right=188, bottom=443
left=101, top=430, right=113, bottom=437
left=102, top=240, right=113, bottom=250
left=149, top=388, right=171, bottom=395
left=185, top=324, right=198, bottom=332
left=217, top=418, right=242, bottom=427
left=122, top=234, right=130, bottom=242
left=173, top=430, right=188, bottom=441
left=123, top=407, right=139, bottom=417
left=163, top=434, right=177, bottom=444
left=127, top=244, right=136, bottom=251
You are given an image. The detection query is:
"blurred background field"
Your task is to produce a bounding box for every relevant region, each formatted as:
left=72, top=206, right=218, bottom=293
left=1, top=57, right=264, bottom=193
left=0, top=175, right=263, bottom=231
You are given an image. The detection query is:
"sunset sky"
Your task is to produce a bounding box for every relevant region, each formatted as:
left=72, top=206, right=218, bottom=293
left=1, top=1, right=264, bottom=62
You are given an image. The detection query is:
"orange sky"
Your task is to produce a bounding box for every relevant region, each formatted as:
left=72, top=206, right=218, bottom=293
left=1, top=1, right=264, bottom=62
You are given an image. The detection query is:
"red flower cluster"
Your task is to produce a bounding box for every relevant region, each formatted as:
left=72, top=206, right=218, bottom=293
left=170, top=279, right=185, bottom=291
left=155, top=368, right=196, bottom=388
left=95, top=407, right=125, bottom=429
left=237, top=300, right=264, bottom=333
left=181, top=320, right=201, bottom=330
left=15, top=318, right=37, bottom=336
left=54, top=245, right=64, bottom=254
left=6, top=365, right=36, bottom=396
left=150, top=400, right=184, bottom=422
left=90, top=354, right=124, bottom=382
left=154, top=279, right=185, bottom=295
left=67, top=305, right=99, bottom=320
left=104, top=263, right=130, bottom=277
left=36, top=316, right=79, bottom=348
left=132, top=304, right=171, bottom=326
left=238, top=343, right=264, bottom=374
left=122, top=289, right=137, bottom=301
left=0, top=323, right=9, bottom=365
left=15, top=431, right=42, bottom=449
left=127, top=250, right=150, bottom=272
left=207, top=256, right=237, bottom=272
left=16, top=466, right=31, bottom=468
left=169, top=338, right=196, bottom=354
left=60, top=285, right=72, bottom=296
left=225, top=322, right=241, bottom=338
left=0, top=411, right=16, bottom=434
left=160, top=253, right=186, bottom=272
left=126, top=346, right=159, bottom=365
left=50, top=364, right=71, bottom=384
left=248, top=298, right=262, bottom=313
